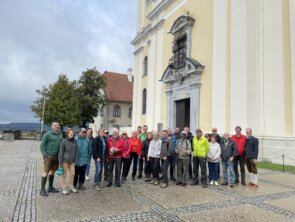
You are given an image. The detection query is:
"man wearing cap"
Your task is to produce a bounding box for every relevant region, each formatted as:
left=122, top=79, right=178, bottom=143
left=39, top=121, right=63, bottom=196
left=107, top=128, right=126, bottom=187
left=191, top=129, right=209, bottom=188
left=74, top=128, right=91, bottom=190
left=175, top=131, right=191, bottom=186
left=231, top=126, right=247, bottom=185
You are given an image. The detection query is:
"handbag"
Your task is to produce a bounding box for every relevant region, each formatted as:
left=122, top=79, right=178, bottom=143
left=57, top=166, right=63, bottom=176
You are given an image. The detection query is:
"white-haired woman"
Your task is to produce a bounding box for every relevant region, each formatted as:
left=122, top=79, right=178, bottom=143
left=147, top=132, right=162, bottom=185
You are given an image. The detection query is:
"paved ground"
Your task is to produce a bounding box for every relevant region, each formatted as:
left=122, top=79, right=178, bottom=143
left=1, top=140, right=295, bottom=222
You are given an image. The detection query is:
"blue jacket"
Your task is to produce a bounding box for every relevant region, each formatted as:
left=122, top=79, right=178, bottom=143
left=75, top=136, right=91, bottom=166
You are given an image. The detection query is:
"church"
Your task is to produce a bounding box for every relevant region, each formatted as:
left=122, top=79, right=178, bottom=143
left=131, top=0, right=295, bottom=163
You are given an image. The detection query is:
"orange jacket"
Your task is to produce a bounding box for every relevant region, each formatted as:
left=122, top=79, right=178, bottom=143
left=128, top=137, right=142, bottom=156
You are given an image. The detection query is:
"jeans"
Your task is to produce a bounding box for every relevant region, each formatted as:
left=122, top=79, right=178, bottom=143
left=108, top=158, right=122, bottom=185
left=144, top=158, right=152, bottom=176
left=74, top=164, right=87, bottom=186
left=161, top=157, right=170, bottom=184
left=234, top=155, right=246, bottom=183
left=85, top=159, right=91, bottom=177
left=176, top=158, right=189, bottom=183
left=94, top=159, right=102, bottom=184
left=222, top=160, right=235, bottom=184
left=150, top=157, right=160, bottom=179
left=127, top=152, right=139, bottom=177
left=168, top=153, right=176, bottom=179
left=208, top=162, right=219, bottom=181
left=193, top=156, right=207, bottom=184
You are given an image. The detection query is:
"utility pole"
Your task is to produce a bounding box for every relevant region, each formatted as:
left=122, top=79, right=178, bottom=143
left=40, top=97, right=45, bottom=138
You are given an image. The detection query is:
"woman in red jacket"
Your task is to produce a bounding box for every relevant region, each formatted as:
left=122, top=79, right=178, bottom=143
left=126, top=131, right=142, bottom=181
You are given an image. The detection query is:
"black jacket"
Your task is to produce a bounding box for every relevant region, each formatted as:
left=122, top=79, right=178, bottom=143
left=92, top=136, right=104, bottom=159
left=220, top=139, right=238, bottom=161
left=245, top=136, right=259, bottom=159
left=142, top=139, right=152, bottom=158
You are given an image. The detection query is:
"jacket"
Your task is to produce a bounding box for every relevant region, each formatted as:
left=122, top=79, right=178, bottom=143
left=128, top=137, right=142, bottom=156
left=40, top=130, right=63, bottom=158
left=231, top=134, right=246, bottom=156
left=107, top=136, right=126, bottom=159
left=245, top=136, right=259, bottom=159
left=207, top=142, right=221, bottom=163
left=92, top=136, right=104, bottom=160
left=176, top=138, right=191, bottom=159
left=75, top=136, right=91, bottom=166
left=139, top=133, right=147, bottom=142
left=192, top=136, right=209, bottom=158
left=142, top=139, right=152, bottom=158
left=160, top=137, right=173, bottom=159
left=122, top=138, right=130, bottom=159
left=220, top=139, right=238, bottom=161
left=148, top=139, right=162, bottom=158
left=58, top=138, right=77, bottom=164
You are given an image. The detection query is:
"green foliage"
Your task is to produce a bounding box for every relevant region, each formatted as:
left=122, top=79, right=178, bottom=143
left=31, top=67, right=106, bottom=128
left=257, top=162, right=295, bottom=174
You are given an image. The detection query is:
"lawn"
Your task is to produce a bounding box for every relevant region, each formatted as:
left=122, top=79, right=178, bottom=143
left=257, top=161, right=295, bottom=174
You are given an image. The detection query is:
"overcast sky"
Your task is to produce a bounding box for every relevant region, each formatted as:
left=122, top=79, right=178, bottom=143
left=0, top=0, right=136, bottom=123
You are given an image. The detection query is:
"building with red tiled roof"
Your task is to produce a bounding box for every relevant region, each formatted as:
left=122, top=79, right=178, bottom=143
left=90, top=70, right=133, bottom=136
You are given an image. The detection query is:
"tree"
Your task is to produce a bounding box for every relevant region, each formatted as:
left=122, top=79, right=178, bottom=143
left=77, top=67, right=106, bottom=127
left=31, top=74, right=81, bottom=128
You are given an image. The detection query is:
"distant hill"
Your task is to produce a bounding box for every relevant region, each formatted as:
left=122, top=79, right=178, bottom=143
left=0, top=123, right=50, bottom=131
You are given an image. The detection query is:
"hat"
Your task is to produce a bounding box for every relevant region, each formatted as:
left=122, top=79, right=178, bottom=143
left=122, top=131, right=128, bottom=135
left=181, top=131, right=187, bottom=134
left=105, top=130, right=109, bottom=133
left=196, top=129, right=202, bottom=133
left=80, top=127, right=87, bottom=132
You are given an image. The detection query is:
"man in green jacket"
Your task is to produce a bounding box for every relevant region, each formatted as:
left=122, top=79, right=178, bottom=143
left=39, top=121, right=63, bottom=196
left=191, top=129, right=209, bottom=188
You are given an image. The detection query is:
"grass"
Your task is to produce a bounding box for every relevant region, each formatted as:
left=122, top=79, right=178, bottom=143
left=257, top=162, right=295, bottom=174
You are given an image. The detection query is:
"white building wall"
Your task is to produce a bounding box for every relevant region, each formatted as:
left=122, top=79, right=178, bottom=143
left=211, top=0, right=227, bottom=133
left=290, top=0, right=295, bottom=136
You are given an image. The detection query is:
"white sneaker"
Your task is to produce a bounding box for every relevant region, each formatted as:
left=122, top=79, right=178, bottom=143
left=214, top=181, right=219, bottom=186
left=70, top=188, right=78, bottom=193
left=96, top=186, right=101, bottom=191
left=62, top=190, right=69, bottom=195
left=86, top=176, right=90, bottom=181
left=209, top=181, right=214, bottom=185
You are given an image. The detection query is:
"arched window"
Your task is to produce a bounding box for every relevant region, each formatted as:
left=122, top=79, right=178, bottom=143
left=143, top=56, right=148, bottom=76
left=142, top=89, right=147, bottom=114
left=113, top=105, right=121, bottom=117
left=129, top=106, right=132, bottom=118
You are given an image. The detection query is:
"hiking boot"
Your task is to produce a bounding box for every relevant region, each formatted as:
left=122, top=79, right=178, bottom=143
left=202, top=183, right=207, bottom=188
left=221, top=182, right=228, bottom=186
left=137, top=174, right=142, bottom=179
left=176, top=181, right=182, bottom=185
left=191, top=180, right=198, bottom=186
left=79, top=184, right=86, bottom=190
left=107, top=182, right=112, bottom=187
left=132, top=176, right=135, bottom=181
left=115, top=183, right=121, bottom=187
left=181, top=182, right=187, bottom=186
left=47, top=187, right=59, bottom=193
left=230, top=183, right=234, bottom=188
left=40, top=189, right=48, bottom=197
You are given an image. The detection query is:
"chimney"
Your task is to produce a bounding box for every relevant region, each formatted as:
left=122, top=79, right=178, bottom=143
left=127, top=68, right=133, bottom=82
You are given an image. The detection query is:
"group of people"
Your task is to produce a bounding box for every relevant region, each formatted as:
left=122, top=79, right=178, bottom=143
left=39, top=121, right=259, bottom=196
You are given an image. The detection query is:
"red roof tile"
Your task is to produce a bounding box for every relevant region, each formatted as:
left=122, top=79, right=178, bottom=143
left=103, top=71, right=133, bottom=102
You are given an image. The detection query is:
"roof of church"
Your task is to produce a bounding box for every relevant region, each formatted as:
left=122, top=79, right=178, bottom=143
left=103, top=71, right=133, bottom=103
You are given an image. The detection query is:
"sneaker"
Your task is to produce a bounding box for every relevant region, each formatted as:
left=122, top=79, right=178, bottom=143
left=214, top=181, right=219, bottom=186
left=47, top=187, right=59, bottom=193
left=115, top=183, right=121, bottom=187
left=161, top=183, right=168, bottom=188
left=153, top=180, right=159, bottom=185
left=137, top=174, right=142, bottom=179
left=79, top=184, right=86, bottom=190
left=70, top=188, right=78, bottom=193
left=86, top=176, right=90, bottom=181
left=176, top=181, right=182, bottom=185
left=40, top=189, right=48, bottom=197
left=230, top=184, right=234, bottom=188
left=62, top=190, right=69, bottom=195
left=209, top=181, right=214, bottom=185
left=96, top=185, right=101, bottom=191
left=149, top=180, right=155, bottom=184
left=191, top=180, right=198, bottom=186
left=181, top=182, right=187, bottom=186
left=202, top=183, right=207, bottom=188
left=221, top=182, right=228, bottom=186
left=107, top=182, right=112, bottom=187
left=132, top=176, right=135, bottom=181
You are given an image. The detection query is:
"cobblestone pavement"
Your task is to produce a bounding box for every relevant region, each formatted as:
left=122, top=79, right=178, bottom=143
left=1, top=140, right=295, bottom=222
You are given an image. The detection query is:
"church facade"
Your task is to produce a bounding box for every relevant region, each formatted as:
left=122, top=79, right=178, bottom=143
left=131, top=0, right=295, bottom=163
